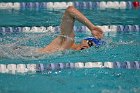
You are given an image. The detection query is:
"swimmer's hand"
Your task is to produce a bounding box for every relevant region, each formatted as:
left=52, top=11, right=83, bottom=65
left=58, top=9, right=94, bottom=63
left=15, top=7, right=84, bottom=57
left=91, top=26, right=103, bottom=39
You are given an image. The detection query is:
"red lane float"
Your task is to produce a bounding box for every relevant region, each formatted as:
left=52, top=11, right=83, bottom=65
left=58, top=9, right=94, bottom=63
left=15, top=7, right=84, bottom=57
left=133, top=1, right=140, bottom=8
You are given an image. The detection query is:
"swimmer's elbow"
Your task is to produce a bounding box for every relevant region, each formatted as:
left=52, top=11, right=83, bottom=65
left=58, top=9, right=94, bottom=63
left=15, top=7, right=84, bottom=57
left=66, top=6, right=75, bottom=13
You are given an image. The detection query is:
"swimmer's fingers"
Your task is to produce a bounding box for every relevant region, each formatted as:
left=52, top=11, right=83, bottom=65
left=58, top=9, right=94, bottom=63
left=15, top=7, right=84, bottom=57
left=92, top=30, right=103, bottom=39
left=94, top=33, right=103, bottom=39
left=91, top=27, right=104, bottom=39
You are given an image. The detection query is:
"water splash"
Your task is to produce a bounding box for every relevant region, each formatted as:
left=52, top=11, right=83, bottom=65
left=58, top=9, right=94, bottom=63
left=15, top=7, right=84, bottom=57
left=0, top=32, right=59, bottom=60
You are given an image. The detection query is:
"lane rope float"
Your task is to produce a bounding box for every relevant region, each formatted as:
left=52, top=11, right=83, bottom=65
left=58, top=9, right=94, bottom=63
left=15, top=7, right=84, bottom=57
left=0, top=61, right=139, bottom=74
left=0, top=25, right=139, bottom=34
left=0, top=1, right=135, bottom=10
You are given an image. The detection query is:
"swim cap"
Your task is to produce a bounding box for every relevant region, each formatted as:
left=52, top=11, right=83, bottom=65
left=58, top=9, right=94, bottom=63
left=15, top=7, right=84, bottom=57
left=84, top=37, right=106, bottom=47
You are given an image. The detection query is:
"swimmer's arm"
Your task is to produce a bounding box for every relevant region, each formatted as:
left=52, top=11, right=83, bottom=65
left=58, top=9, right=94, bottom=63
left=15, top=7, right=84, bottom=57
left=64, top=6, right=103, bottom=39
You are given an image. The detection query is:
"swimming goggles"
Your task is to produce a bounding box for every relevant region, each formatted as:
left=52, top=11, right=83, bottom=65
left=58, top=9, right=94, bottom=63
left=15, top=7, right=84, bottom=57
left=86, top=40, right=94, bottom=47
left=80, top=40, right=94, bottom=50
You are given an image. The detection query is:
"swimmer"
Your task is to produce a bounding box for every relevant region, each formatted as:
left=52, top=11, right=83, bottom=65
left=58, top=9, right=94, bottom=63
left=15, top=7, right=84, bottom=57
left=38, top=6, right=103, bottom=53
left=0, top=6, right=104, bottom=59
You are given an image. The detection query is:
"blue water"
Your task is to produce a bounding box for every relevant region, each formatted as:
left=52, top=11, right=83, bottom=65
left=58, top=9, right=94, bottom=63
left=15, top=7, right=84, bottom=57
left=0, top=69, right=140, bottom=93
left=0, top=8, right=140, bottom=26
left=0, top=5, right=140, bottom=93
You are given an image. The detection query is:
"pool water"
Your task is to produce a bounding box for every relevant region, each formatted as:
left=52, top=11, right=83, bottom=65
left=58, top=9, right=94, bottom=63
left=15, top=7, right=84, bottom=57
left=0, top=4, right=140, bottom=93
left=0, top=69, right=140, bottom=93
left=0, top=31, right=140, bottom=63
left=0, top=8, right=140, bottom=26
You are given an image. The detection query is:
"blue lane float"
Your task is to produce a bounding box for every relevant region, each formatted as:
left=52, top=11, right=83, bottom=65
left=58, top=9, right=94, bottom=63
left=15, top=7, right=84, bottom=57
left=0, top=25, right=140, bottom=34
left=0, top=1, right=134, bottom=10
left=0, top=61, right=140, bottom=74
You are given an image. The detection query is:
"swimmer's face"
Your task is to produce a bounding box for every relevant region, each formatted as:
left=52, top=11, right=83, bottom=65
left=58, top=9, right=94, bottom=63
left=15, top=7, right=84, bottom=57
left=79, top=40, right=95, bottom=50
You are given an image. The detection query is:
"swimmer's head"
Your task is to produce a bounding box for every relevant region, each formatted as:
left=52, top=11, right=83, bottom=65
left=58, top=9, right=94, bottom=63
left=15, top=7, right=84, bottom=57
left=80, top=37, right=105, bottom=50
